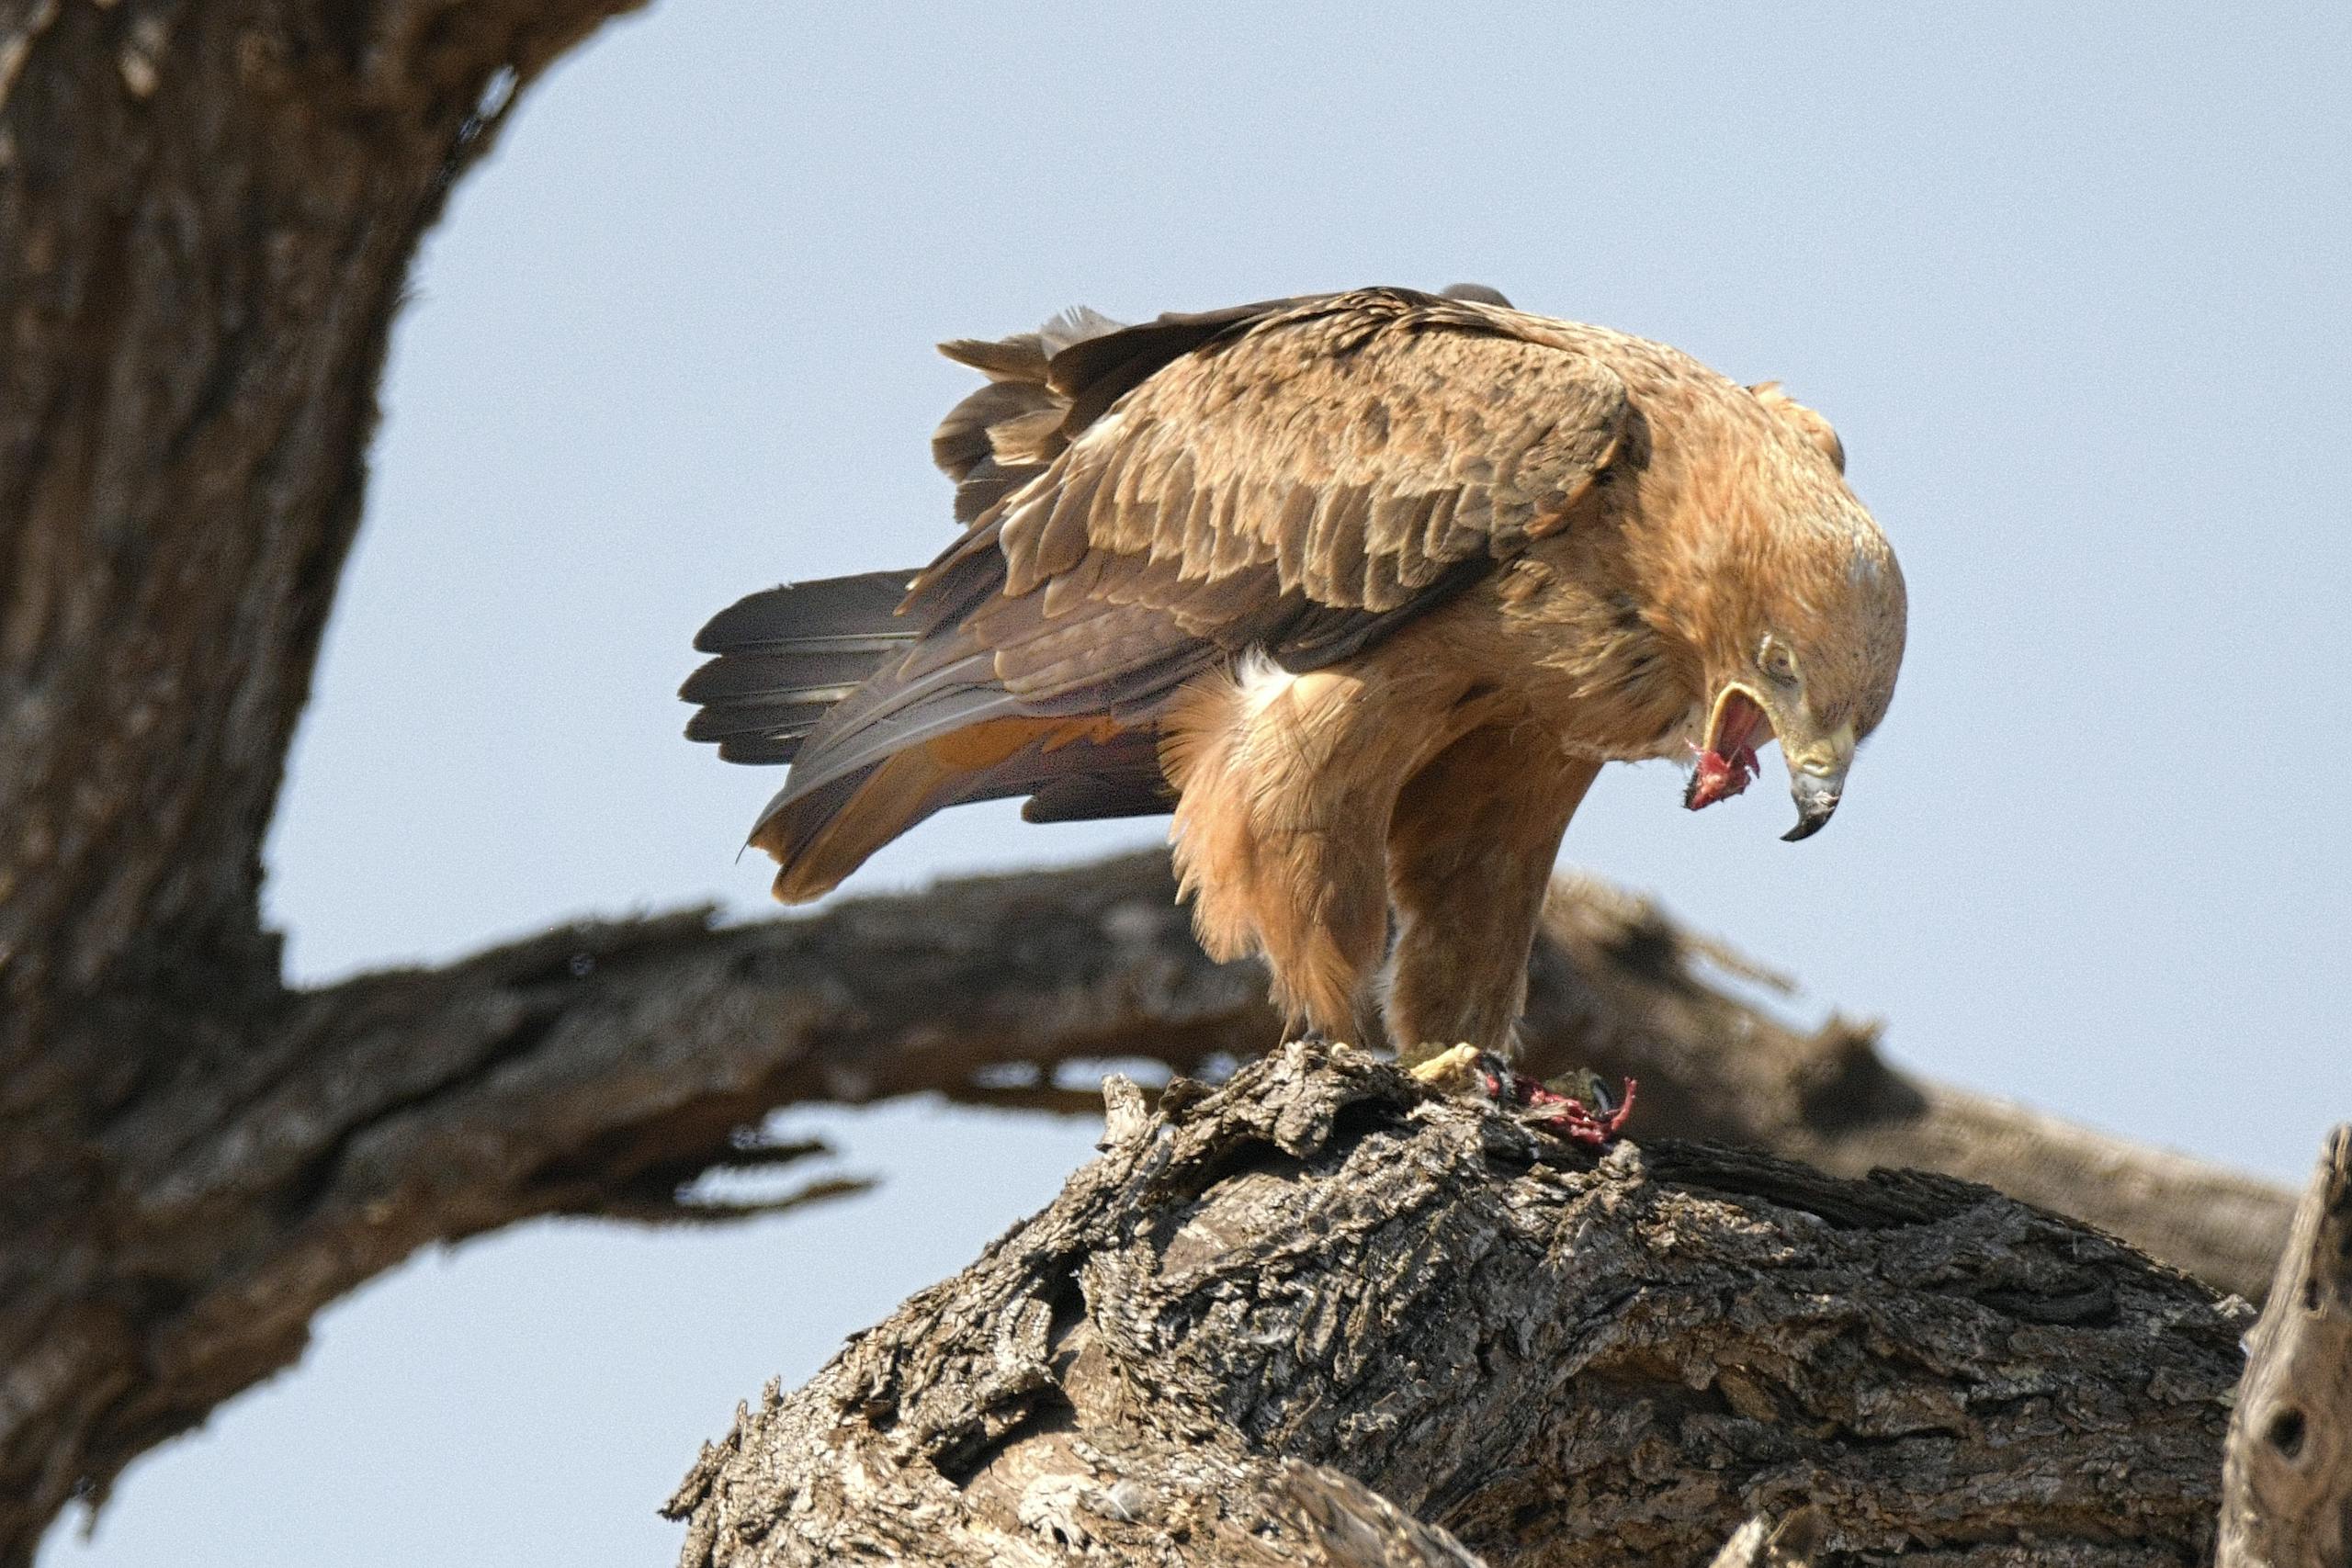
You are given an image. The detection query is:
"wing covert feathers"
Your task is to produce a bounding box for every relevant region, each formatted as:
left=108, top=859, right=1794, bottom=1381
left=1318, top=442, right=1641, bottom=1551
left=995, top=301, right=1629, bottom=612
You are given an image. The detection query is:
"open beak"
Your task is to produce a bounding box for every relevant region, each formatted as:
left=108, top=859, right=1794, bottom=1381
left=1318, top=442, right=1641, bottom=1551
left=1687, top=684, right=1855, bottom=841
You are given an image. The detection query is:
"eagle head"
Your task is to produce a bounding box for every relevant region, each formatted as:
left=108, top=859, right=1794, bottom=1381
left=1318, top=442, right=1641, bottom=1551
left=1682, top=499, right=1907, bottom=841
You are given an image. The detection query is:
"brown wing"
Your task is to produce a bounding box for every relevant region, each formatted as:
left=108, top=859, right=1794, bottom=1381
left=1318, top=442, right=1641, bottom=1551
left=757, top=288, right=1630, bottom=881
left=935, top=288, right=1632, bottom=706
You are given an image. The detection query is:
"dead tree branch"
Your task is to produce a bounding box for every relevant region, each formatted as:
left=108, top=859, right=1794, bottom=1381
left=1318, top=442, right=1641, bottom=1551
left=669, top=1043, right=2248, bottom=1567
left=1523, top=875, right=2295, bottom=1303
left=2219, top=1125, right=2352, bottom=1568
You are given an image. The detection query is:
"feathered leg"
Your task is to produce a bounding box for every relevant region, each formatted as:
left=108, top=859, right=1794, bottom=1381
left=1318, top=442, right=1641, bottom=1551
left=1383, top=728, right=1600, bottom=1061
left=1164, top=660, right=1474, bottom=1045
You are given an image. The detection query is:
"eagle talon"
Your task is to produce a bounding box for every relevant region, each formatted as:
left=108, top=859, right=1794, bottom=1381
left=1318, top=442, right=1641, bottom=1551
left=1405, top=1043, right=1487, bottom=1093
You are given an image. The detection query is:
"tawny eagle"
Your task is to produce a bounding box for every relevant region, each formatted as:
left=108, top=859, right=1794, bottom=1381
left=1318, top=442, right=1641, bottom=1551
left=684, top=287, right=1906, bottom=1059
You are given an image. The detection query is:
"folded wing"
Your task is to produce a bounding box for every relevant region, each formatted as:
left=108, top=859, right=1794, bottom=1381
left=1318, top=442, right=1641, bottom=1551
left=741, top=288, right=1634, bottom=897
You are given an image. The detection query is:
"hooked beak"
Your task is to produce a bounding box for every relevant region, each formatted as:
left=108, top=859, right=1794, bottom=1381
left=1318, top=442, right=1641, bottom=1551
left=1778, top=719, right=1855, bottom=842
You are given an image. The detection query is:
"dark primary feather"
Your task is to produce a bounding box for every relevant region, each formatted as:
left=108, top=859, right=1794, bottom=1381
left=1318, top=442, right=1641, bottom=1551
left=691, top=569, right=912, bottom=654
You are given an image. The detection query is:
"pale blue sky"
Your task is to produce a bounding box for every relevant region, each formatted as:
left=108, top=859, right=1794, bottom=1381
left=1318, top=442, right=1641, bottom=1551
left=49, top=2, right=2349, bottom=1562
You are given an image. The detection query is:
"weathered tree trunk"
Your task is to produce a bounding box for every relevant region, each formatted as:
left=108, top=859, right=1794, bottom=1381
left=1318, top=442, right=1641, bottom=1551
left=0, top=0, right=647, bottom=1551
left=669, top=1043, right=2248, bottom=1567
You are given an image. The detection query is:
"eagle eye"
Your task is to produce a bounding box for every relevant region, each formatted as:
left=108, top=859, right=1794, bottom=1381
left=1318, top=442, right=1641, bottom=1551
left=1758, top=637, right=1799, bottom=683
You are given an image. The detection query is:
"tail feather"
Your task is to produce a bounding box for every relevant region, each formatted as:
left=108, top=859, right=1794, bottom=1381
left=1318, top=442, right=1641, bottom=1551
left=681, top=569, right=922, bottom=768
left=683, top=695, right=838, bottom=739
left=755, top=662, right=1026, bottom=822
left=686, top=564, right=1169, bottom=902
left=678, top=647, right=881, bottom=705
left=690, top=299, right=1244, bottom=900
left=753, top=721, right=1171, bottom=902
left=693, top=569, right=914, bottom=653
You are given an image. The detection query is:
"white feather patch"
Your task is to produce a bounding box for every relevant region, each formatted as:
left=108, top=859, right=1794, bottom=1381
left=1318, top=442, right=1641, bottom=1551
left=1233, top=650, right=1297, bottom=721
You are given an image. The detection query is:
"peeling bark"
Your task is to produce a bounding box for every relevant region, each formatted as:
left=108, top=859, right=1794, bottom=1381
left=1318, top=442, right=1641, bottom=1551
left=669, top=1043, right=2248, bottom=1567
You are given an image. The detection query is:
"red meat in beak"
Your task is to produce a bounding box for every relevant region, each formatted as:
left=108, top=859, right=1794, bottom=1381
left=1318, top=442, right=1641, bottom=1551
left=1685, top=688, right=1771, bottom=811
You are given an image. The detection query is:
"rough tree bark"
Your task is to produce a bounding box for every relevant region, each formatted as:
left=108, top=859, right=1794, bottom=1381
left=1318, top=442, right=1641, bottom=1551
left=669, top=1043, right=2250, bottom=1567
left=0, top=2, right=2304, bottom=1563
